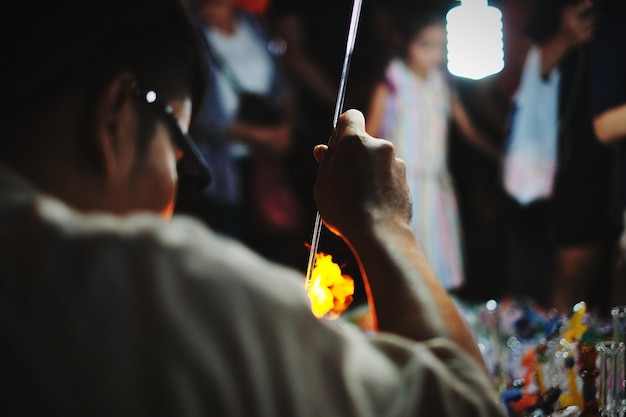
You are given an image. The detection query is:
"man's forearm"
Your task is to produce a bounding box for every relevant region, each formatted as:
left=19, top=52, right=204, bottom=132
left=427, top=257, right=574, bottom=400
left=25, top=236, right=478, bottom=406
left=594, top=104, right=626, bottom=144
left=346, top=218, right=486, bottom=370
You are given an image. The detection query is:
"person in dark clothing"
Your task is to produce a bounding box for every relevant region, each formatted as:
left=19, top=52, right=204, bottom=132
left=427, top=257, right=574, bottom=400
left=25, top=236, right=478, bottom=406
left=502, top=0, right=613, bottom=313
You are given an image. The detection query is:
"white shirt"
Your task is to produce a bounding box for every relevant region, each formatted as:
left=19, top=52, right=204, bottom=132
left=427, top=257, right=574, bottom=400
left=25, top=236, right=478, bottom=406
left=0, top=164, right=505, bottom=417
left=205, top=17, right=274, bottom=121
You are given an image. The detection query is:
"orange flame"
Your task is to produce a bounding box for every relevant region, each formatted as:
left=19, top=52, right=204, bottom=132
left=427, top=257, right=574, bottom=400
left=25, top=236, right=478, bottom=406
left=306, top=252, right=354, bottom=319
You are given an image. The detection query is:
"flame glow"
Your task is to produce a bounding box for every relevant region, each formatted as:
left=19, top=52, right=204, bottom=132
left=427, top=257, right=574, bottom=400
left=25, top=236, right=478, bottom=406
left=306, top=252, right=354, bottom=319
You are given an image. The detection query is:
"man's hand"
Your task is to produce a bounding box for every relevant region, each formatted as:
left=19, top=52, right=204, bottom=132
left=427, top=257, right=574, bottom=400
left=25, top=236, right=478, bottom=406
left=312, top=109, right=411, bottom=244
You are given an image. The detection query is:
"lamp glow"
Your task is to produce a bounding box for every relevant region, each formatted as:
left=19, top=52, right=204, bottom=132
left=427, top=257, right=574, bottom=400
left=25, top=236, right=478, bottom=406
left=446, top=0, right=504, bottom=80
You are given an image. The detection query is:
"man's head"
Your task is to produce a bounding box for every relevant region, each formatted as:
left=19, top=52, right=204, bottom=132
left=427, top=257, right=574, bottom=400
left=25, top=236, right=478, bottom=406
left=1, top=0, right=210, bottom=217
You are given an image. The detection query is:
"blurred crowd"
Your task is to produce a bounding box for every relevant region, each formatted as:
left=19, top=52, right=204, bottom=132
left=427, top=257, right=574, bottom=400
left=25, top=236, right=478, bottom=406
left=177, top=0, right=626, bottom=317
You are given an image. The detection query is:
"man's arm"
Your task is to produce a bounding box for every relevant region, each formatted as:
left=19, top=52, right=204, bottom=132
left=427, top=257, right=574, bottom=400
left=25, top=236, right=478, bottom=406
left=313, top=109, right=486, bottom=369
left=594, top=103, right=626, bottom=144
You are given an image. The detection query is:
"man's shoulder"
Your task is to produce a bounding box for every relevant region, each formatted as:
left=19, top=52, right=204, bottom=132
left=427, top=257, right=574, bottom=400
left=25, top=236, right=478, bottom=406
left=1, top=189, right=309, bottom=320
left=5, top=194, right=299, bottom=288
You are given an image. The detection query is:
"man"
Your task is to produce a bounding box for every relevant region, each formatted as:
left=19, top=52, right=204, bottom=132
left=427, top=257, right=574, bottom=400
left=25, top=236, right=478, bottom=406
left=0, top=0, right=505, bottom=415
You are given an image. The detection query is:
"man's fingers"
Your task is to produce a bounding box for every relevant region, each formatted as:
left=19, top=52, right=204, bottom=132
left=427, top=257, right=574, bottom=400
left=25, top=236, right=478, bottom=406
left=335, top=109, right=366, bottom=144
left=313, top=144, right=328, bottom=162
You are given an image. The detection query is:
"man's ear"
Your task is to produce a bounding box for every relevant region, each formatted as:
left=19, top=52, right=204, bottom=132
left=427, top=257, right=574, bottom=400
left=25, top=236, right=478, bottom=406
left=91, top=72, right=138, bottom=180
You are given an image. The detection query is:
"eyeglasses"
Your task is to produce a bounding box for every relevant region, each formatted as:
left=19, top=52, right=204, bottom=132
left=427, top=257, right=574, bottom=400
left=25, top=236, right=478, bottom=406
left=133, top=85, right=212, bottom=194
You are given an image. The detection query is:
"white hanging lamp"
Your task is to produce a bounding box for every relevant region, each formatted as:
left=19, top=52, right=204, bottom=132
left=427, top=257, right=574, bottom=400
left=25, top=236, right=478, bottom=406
left=446, top=0, right=505, bottom=80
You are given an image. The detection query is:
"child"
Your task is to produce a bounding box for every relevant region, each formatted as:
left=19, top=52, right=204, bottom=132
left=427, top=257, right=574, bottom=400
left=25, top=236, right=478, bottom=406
left=366, top=12, right=502, bottom=290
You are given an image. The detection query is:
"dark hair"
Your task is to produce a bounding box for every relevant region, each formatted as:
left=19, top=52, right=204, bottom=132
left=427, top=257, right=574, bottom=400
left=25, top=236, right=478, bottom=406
left=1, top=0, right=208, bottom=145
left=397, top=11, right=446, bottom=60
left=525, top=0, right=593, bottom=44
left=593, top=0, right=619, bottom=16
